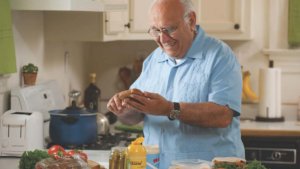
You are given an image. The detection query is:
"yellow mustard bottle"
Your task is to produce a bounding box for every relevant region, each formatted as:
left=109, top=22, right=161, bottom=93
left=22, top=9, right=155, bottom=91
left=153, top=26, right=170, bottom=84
left=127, top=137, right=147, bottom=169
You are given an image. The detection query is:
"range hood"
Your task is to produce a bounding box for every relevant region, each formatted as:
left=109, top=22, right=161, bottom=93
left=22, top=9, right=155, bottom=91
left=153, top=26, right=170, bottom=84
left=10, top=0, right=127, bottom=12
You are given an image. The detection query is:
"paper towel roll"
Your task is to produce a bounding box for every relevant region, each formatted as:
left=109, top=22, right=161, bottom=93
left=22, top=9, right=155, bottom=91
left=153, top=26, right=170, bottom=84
left=258, top=68, right=282, bottom=118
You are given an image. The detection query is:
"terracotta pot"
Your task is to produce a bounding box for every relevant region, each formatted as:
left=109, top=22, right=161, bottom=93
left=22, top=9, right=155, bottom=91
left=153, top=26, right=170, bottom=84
left=23, top=72, right=37, bottom=85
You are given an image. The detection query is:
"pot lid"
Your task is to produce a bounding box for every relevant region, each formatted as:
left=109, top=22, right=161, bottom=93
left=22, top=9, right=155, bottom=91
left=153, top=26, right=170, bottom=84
left=50, top=90, right=95, bottom=115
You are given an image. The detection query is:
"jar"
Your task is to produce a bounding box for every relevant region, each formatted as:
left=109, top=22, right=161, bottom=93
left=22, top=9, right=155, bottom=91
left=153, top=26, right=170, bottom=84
left=109, top=147, right=120, bottom=169
left=109, top=147, right=127, bottom=169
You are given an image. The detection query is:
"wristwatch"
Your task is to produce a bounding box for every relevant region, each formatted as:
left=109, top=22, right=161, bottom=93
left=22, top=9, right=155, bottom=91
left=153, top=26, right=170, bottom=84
left=168, top=102, right=181, bottom=120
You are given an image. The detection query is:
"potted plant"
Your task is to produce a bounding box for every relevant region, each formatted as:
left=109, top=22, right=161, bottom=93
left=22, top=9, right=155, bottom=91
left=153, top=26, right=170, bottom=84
left=22, top=63, right=38, bottom=85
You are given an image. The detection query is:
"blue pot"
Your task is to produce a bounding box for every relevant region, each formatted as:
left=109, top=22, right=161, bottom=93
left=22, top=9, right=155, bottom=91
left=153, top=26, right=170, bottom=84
left=49, top=105, right=97, bottom=145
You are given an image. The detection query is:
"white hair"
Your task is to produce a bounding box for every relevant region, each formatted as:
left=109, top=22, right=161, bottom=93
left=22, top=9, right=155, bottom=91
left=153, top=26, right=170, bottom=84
left=180, top=0, right=195, bottom=21
left=149, top=0, right=196, bottom=23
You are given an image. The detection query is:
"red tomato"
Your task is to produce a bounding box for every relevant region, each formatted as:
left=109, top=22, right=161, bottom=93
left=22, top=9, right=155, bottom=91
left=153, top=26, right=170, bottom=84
left=67, top=150, right=88, bottom=162
left=48, top=145, right=66, bottom=159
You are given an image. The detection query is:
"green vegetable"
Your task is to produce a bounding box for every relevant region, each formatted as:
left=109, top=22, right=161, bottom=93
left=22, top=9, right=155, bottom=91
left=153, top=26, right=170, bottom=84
left=213, top=160, right=268, bottom=169
left=19, top=149, right=50, bottom=169
left=246, top=160, right=267, bottom=169
left=214, top=163, right=243, bottom=169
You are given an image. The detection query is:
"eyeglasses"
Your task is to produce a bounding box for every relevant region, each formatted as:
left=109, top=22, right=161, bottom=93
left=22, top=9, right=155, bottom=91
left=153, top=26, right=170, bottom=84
left=148, top=26, right=178, bottom=37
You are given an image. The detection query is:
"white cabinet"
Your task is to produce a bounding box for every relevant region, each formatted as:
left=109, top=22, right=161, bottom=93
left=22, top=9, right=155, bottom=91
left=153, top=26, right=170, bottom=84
left=103, top=0, right=153, bottom=40
left=104, top=11, right=127, bottom=35
left=193, top=0, right=252, bottom=40
left=128, top=0, right=152, bottom=33
left=44, top=0, right=252, bottom=41
left=10, top=0, right=127, bottom=12
left=44, top=0, right=152, bottom=41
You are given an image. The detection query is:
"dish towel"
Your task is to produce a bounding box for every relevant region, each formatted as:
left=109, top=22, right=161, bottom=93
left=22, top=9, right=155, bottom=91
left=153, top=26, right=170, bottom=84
left=288, top=0, right=300, bottom=47
left=0, top=0, right=17, bottom=74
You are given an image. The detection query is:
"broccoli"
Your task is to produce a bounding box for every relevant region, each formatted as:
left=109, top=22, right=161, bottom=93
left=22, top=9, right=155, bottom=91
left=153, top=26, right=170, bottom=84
left=19, top=149, right=50, bottom=169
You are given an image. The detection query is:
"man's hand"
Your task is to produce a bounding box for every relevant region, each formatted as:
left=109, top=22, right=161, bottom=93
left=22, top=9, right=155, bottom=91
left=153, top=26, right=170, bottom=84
left=123, top=91, right=172, bottom=117
left=107, top=92, right=127, bottom=115
left=106, top=90, right=145, bottom=124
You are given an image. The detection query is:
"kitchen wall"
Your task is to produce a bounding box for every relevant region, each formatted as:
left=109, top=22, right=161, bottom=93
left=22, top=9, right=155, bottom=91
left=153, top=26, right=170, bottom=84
left=88, top=41, right=157, bottom=111
left=0, top=0, right=300, bottom=120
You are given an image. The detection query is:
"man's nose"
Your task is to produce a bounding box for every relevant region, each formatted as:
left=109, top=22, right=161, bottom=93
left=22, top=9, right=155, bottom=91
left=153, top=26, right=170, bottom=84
left=159, top=31, right=172, bottom=42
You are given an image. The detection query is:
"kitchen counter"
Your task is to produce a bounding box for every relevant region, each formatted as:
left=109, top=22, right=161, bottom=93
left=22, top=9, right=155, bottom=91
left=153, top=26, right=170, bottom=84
left=2, top=121, right=300, bottom=169
left=0, top=150, right=110, bottom=169
left=240, top=120, right=300, bottom=137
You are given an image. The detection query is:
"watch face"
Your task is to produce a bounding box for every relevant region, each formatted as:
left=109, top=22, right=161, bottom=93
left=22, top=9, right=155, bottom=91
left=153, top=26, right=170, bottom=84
left=170, top=110, right=180, bottom=119
left=169, top=102, right=181, bottom=120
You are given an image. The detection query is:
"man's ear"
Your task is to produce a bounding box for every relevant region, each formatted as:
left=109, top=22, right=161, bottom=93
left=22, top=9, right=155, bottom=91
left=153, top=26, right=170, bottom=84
left=189, top=11, right=197, bottom=26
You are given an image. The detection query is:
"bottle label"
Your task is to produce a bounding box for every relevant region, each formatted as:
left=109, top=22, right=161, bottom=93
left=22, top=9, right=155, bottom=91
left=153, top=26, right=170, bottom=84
left=129, top=156, right=146, bottom=169
left=146, top=153, right=159, bottom=169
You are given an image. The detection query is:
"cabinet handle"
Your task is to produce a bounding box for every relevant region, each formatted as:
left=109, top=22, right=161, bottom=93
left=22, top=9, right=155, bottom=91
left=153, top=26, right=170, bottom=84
left=234, top=23, right=240, bottom=30
left=124, top=23, right=131, bottom=28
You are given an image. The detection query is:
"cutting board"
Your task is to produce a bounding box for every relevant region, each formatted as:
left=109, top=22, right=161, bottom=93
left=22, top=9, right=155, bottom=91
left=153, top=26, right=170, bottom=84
left=88, top=160, right=106, bottom=169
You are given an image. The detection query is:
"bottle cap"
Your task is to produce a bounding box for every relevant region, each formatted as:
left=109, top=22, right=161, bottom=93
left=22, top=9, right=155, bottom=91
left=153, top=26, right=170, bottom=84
left=131, top=137, right=144, bottom=145
left=89, top=73, right=96, bottom=83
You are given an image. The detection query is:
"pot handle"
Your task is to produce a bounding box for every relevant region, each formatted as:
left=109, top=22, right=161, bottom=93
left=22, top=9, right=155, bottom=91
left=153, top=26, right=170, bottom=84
left=62, top=115, right=79, bottom=124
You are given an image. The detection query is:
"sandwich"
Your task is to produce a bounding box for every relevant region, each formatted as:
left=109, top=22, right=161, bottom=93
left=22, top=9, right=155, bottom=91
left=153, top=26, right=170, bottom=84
left=212, top=157, right=246, bottom=169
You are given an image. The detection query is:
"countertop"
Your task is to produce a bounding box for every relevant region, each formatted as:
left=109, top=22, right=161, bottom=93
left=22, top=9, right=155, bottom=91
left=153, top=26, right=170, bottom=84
left=240, top=120, right=300, bottom=137
left=2, top=121, right=300, bottom=168
left=0, top=150, right=110, bottom=169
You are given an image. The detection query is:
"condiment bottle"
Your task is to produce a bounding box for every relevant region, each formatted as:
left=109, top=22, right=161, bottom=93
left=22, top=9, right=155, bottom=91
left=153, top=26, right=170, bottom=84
left=127, top=137, right=147, bottom=169
left=118, top=149, right=126, bottom=169
left=109, top=147, right=120, bottom=169
left=84, top=73, right=101, bottom=112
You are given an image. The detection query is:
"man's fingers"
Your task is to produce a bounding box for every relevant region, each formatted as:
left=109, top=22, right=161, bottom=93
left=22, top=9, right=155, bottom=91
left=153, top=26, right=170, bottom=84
left=124, top=98, right=145, bottom=111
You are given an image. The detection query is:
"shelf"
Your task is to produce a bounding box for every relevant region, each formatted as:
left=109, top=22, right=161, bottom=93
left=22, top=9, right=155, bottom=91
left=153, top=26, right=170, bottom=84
left=262, top=49, right=300, bottom=73
left=263, top=49, right=300, bottom=56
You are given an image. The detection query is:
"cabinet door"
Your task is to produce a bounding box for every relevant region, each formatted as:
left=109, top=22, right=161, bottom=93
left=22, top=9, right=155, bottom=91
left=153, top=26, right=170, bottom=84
left=105, top=11, right=127, bottom=35
left=10, top=0, right=127, bottom=11
left=196, top=0, right=252, bottom=40
left=128, top=0, right=153, bottom=33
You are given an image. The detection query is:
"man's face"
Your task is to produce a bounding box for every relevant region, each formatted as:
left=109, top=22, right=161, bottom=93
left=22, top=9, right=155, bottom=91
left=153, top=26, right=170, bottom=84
left=149, top=1, right=196, bottom=59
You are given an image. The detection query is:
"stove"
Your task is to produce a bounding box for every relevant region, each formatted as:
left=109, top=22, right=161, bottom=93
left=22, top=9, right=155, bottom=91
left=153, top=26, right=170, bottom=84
left=242, top=136, right=300, bottom=169
left=47, top=132, right=139, bottom=150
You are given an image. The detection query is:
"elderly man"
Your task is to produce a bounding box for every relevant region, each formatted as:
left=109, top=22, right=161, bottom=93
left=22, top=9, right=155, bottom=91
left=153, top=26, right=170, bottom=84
left=107, top=0, right=245, bottom=168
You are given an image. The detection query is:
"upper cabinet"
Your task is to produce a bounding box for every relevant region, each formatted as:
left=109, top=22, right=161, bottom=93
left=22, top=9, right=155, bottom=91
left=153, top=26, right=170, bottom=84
left=193, top=0, right=252, bottom=40
left=43, top=0, right=252, bottom=41
left=10, top=0, right=127, bottom=12
left=44, top=0, right=152, bottom=41
left=103, top=0, right=153, bottom=40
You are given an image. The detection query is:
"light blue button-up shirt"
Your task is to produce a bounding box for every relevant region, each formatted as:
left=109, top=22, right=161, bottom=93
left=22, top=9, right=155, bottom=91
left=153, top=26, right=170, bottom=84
left=131, top=26, right=244, bottom=169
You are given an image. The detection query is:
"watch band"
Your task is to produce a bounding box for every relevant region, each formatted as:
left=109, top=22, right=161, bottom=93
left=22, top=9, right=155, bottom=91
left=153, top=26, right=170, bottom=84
left=168, top=102, right=181, bottom=120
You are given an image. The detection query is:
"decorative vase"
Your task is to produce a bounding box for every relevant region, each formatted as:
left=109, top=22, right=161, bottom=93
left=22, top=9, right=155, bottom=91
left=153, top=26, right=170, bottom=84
left=23, top=72, right=37, bottom=85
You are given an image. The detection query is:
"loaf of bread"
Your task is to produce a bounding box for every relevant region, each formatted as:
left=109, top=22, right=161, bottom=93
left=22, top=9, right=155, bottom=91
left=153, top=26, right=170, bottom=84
left=119, top=88, right=144, bottom=100
left=35, top=157, right=89, bottom=169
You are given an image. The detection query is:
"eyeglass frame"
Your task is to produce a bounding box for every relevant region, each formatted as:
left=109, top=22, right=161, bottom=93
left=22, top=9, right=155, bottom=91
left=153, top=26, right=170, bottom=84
left=147, top=12, right=192, bottom=38
left=147, top=26, right=178, bottom=37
